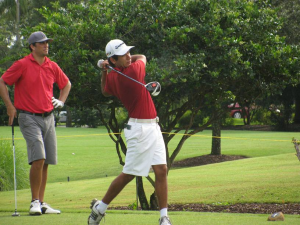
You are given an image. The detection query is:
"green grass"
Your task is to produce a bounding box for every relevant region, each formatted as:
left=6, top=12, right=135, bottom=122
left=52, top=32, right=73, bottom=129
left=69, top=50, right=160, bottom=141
left=0, top=126, right=297, bottom=183
left=0, top=153, right=299, bottom=212
left=0, top=126, right=299, bottom=224
left=0, top=211, right=299, bottom=225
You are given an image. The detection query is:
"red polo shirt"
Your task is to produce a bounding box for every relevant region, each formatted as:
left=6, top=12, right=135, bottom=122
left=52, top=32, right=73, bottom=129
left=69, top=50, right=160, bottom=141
left=104, top=60, right=157, bottom=119
left=1, top=53, right=69, bottom=113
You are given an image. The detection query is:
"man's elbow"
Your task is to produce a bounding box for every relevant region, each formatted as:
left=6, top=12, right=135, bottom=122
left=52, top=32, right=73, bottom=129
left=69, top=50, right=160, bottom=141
left=0, top=78, right=6, bottom=86
left=67, top=81, right=72, bottom=89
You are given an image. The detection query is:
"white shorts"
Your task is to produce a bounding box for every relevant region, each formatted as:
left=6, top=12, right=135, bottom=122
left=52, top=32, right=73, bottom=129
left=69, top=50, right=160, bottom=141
left=123, top=119, right=166, bottom=177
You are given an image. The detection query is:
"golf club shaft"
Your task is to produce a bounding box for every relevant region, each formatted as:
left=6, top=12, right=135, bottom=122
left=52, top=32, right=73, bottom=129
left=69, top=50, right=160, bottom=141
left=136, top=177, right=139, bottom=210
left=12, top=125, right=18, bottom=214
left=98, top=59, right=160, bottom=96
left=105, top=64, right=146, bottom=87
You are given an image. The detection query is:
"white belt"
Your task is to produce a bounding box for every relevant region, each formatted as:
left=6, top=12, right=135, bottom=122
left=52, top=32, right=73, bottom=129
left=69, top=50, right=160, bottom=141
left=129, top=117, right=159, bottom=123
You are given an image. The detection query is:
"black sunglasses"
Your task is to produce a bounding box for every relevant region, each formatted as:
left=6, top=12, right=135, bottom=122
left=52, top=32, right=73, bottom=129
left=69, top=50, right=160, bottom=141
left=37, top=41, right=49, bottom=44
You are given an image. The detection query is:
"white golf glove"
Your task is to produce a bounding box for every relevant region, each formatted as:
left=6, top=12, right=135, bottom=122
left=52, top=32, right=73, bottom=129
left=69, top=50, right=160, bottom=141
left=52, top=97, right=64, bottom=108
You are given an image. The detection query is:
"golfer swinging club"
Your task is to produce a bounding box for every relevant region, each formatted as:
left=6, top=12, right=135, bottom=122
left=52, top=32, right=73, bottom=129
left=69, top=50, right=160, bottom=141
left=88, top=39, right=172, bottom=225
left=0, top=31, right=71, bottom=215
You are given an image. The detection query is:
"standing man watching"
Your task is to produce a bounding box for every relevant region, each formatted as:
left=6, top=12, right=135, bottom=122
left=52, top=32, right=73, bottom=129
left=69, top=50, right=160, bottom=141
left=0, top=31, right=71, bottom=215
left=88, top=39, right=172, bottom=225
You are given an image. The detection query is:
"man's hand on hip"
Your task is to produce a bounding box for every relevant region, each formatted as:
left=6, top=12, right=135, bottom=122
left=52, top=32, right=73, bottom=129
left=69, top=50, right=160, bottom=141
left=52, top=97, right=64, bottom=108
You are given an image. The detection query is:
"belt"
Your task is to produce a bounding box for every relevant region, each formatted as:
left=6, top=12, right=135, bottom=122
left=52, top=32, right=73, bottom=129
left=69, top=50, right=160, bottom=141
left=129, top=117, right=159, bottom=123
left=19, top=110, right=53, bottom=117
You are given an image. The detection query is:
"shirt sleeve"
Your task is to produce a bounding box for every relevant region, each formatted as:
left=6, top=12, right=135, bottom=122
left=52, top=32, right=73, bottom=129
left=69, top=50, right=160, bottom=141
left=1, top=60, right=24, bottom=86
left=51, top=61, right=69, bottom=90
left=132, top=60, right=146, bottom=83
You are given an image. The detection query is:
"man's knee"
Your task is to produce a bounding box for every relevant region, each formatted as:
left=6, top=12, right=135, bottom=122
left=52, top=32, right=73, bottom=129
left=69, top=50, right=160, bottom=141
left=31, top=159, right=45, bottom=170
left=153, top=164, right=168, bottom=178
left=121, top=173, right=135, bottom=183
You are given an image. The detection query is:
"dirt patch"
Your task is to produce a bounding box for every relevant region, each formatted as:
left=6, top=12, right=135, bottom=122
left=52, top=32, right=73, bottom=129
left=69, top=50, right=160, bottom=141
left=111, top=203, right=300, bottom=215
left=222, top=125, right=274, bottom=131
left=168, top=203, right=300, bottom=214
left=222, top=124, right=300, bottom=131
left=172, top=154, right=248, bottom=168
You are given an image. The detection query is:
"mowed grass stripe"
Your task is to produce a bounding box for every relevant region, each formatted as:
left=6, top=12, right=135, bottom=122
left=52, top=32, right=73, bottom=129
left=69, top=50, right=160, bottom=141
left=0, top=153, right=298, bottom=212
left=0, top=211, right=299, bottom=225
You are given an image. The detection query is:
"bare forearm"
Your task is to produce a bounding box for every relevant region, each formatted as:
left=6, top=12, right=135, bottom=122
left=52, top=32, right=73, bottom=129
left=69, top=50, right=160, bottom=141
left=59, top=81, right=71, bottom=102
left=131, top=55, right=147, bottom=64
left=0, top=78, right=13, bottom=108
left=0, top=78, right=17, bottom=125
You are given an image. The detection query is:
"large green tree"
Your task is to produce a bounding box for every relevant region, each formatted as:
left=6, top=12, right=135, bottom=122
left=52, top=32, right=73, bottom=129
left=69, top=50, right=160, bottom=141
left=272, top=0, right=300, bottom=125
left=3, top=0, right=299, bottom=209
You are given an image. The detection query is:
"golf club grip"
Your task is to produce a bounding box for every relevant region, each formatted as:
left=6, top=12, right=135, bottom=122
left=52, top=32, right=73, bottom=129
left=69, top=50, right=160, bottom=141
left=98, top=60, right=116, bottom=72
left=97, top=59, right=111, bottom=70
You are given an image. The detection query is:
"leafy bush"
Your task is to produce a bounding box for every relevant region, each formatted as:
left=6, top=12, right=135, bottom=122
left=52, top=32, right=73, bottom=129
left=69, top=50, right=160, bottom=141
left=0, top=86, right=16, bottom=126
left=251, top=108, right=273, bottom=125
left=0, top=102, right=8, bottom=126
left=223, top=117, right=235, bottom=126
left=117, top=107, right=128, bottom=124
left=0, top=139, right=29, bottom=191
left=72, top=108, right=102, bottom=128
left=178, top=110, right=207, bottom=128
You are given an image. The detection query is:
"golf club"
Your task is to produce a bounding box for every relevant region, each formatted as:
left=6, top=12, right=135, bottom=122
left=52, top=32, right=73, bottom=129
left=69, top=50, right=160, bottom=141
left=12, top=124, right=20, bottom=217
left=136, top=177, right=139, bottom=211
left=97, top=59, right=161, bottom=96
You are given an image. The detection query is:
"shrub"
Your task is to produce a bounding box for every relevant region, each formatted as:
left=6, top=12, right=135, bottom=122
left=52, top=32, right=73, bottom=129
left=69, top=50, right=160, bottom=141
left=178, top=110, right=206, bottom=128
left=223, top=117, right=235, bottom=126
left=0, top=139, right=29, bottom=191
left=252, top=108, right=273, bottom=125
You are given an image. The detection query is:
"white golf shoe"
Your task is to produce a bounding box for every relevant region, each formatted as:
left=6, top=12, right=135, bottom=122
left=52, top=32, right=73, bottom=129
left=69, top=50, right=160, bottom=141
left=88, top=199, right=105, bottom=225
left=41, top=202, right=61, bottom=214
left=159, top=216, right=172, bottom=225
left=29, top=200, right=42, bottom=215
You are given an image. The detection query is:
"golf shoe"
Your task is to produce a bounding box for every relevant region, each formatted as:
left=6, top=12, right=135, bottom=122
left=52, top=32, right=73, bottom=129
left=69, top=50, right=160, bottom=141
left=41, top=202, right=61, bottom=214
left=29, top=200, right=42, bottom=215
left=88, top=199, right=106, bottom=225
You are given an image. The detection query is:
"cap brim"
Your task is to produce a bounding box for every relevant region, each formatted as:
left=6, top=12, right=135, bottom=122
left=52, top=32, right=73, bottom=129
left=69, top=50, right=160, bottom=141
left=36, top=38, right=53, bottom=43
left=115, top=46, right=134, bottom=56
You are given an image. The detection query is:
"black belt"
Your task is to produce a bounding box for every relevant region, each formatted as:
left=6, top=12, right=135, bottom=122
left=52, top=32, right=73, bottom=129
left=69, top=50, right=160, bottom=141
left=19, top=110, right=53, bottom=117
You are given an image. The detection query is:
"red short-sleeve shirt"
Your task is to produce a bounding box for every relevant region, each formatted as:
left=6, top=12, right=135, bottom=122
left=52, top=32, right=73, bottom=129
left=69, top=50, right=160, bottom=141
left=104, top=60, right=157, bottom=119
left=1, top=53, right=69, bottom=113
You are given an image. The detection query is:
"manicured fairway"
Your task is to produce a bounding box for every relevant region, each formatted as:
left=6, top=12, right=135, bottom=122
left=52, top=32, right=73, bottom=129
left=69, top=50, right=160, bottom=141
left=0, top=211, right=299, bottom=225
left=0, top=126, right=299, bottom=225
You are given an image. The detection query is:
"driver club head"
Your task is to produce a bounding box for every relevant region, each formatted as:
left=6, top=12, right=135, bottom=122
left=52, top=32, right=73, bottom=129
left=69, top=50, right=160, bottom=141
left=146, top=81, right=161, bottom=96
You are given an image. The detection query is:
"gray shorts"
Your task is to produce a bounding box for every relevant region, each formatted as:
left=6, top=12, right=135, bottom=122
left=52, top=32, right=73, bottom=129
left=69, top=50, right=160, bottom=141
left=18, top=113, right=57, bottom=165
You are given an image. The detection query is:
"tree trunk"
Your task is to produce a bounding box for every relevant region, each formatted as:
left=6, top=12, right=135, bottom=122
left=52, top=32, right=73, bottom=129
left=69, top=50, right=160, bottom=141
left=150, top=192, right=159, bottom=210
left=294, top=85, right=300, bottom=124
left=136, top=176, right=149, bottom=210
left=211, top=119, right=221, bottom=155
left=66, top=106, right=72, bottom=127
left=15, top=0, right=20, bottom=46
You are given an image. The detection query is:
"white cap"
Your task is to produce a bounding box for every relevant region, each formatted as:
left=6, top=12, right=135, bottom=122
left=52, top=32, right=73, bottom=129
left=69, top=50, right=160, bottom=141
left=105, top=39, right=134, bottom=58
